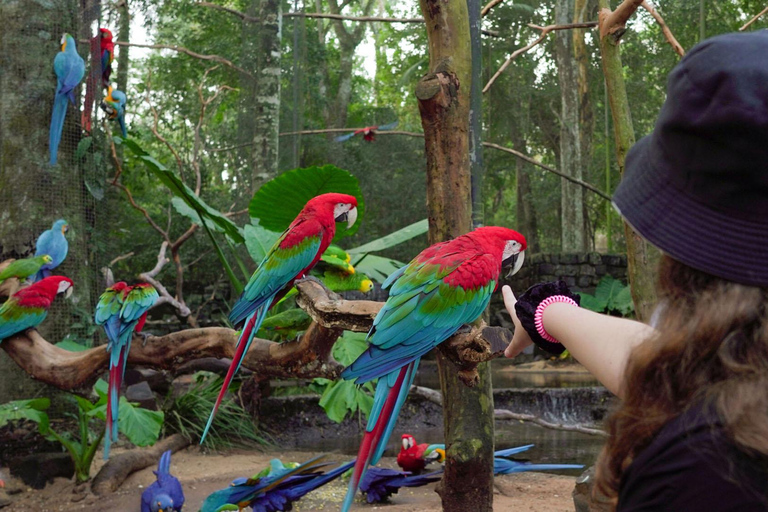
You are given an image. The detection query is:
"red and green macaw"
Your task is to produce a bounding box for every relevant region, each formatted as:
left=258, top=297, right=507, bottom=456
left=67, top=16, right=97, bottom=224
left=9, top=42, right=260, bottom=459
left=201, top=193, right=359, bottom=442
left=82, top=28, right=115, bottom=133
left=340, top=226, right=527, bottom=511
left=0, top=276, right=73, bottom=342
left=49, top=34, right=85, bottom=166
left=397, top=434, right=445, bottom=474
left=102, top=84, right=127, bottom=138
left=334, top=121, right=398, bottom=143
left=95, top=282, right=158, bottom=459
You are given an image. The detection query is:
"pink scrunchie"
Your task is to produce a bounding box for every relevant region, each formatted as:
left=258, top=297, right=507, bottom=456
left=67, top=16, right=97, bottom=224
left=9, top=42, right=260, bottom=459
left=534, top=295, right=579, bottom=343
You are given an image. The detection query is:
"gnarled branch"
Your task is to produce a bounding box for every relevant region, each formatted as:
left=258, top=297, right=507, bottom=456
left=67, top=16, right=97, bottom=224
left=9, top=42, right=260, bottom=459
left=1, top=278, right=512, bottom=392
left=598, top=0, right=643, bottom=39
left=640, top=1, right=684, bottom=57
left=740, top=5, right=768, bottom=31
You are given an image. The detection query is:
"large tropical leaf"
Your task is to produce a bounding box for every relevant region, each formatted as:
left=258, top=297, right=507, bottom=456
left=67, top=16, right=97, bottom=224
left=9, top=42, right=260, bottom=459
left=117, top=137, right=244, bottom=244
left=0, top=398, right=50, bottom=433
left=347, top=219, right=428, bottom=254
left=243, top=222, right=281, bottom=264
left=351, top=254, right=407, bottom=283
left=249, top=165, right=365, bottom=240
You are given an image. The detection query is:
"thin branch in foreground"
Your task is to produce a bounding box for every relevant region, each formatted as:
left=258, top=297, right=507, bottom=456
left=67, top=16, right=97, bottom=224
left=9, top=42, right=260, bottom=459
left=640, top=1, right=684, bottom=57
left=481, top=0, right=504, bottom=17
left=109, top=40, right=252, bottom=78
left=740, top=5, right=768, bottom=31
left=494, top=409, right=607, bottom=437
left=483, top=21, right=598, bottom=94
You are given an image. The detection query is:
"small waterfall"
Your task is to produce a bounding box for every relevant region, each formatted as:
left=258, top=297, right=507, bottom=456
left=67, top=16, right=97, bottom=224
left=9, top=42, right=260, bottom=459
left=494, top=387, right=615, bottom=427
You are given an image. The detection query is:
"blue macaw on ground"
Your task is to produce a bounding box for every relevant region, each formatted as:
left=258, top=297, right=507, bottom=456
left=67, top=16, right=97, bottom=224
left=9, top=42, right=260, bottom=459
left=141, top=450, right=185, bottom=512
left=493, top=445, right=584, bottom=474
left=359, top=466, right=442, bottom=504
left=49, top=34, right=85, bottom=166
left=33, top=219, right=69, bottom=282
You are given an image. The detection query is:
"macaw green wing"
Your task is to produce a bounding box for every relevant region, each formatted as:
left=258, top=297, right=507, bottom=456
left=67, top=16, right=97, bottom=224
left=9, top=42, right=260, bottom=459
left=118, top=285, right=158, bottom=341
left=342, top=254, right=498, bottom=384
left=94, top=286, right=124, bottom=344
left=0, top=298, right=47, bottom=340
left=229, top=232, right=322, bottom=327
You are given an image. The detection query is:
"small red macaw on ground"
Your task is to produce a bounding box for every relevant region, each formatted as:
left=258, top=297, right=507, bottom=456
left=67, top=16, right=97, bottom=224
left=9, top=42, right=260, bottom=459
left=340, top=226, right=527, bottom=511
left=0, top=276, right=73, bottom=342
left=82, top=28, right=115, bottom=133
left=200, top=193, right=359, bottom=442
left=95, top=282, right=158, bottom=459
left=396, top=434, right=445, bottom=474
left=334, top=121, right=398, bottom=143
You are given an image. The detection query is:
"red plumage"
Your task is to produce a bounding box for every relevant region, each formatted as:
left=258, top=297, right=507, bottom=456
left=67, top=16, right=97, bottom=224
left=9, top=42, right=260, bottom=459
left=15, top=276, right=74, bottom=308
left=82, top=28, right=115, bottom=133
left=397, top=434, right=430, bottom=473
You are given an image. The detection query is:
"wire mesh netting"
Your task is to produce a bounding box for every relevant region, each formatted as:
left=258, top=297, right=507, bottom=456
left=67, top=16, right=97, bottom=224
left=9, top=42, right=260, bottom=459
left=0, top=0, right=116, bottom=400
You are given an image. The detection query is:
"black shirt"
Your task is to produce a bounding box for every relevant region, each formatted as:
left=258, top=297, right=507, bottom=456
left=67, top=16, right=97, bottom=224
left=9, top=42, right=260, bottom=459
left=617, top=402, right=768, bottom=511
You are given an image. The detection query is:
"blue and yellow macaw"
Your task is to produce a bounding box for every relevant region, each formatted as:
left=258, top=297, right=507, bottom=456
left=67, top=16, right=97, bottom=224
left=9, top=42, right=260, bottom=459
left=33, top=219, right=69, bottom=282
left=102, top=85, right=127, bottom=138
left=49, top=34, right=85, bottom=166
left=95, top=282, right=158, bottom=459
left=493, top=445, right=583, bottom=474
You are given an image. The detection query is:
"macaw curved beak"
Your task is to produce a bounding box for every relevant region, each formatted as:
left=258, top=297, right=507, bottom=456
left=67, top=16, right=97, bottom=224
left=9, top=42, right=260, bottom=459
left=346, top=206, right=358, bottom=229
left=65, top=286, right=73, bottom=299
left=503, top=250, right=525, bottom=278
left=61, top=225, right=69, bottom=234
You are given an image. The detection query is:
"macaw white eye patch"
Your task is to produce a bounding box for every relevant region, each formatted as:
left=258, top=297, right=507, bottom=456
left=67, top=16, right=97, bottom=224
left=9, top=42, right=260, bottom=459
left=57, top=281, right=71, bottom=294
left=502, top=240, right=523, bottom=260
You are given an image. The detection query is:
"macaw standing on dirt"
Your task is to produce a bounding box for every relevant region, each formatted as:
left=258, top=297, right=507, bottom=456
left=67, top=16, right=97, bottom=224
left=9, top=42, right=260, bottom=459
left=95, top=282, right=158, bottom=459
left=82, top=28, right=115, bottom=133
left=493, top=445, right=583, bottom=474
left=359, top=466, right=442, bottom=504
left=49, top=34, right=85, bottom=166
left=396, top=434, right=445, bottom=474
left=33, top=219, right=69, bottom=282
left=141, top=450, right=185, bottom=512
left=340, top=226, right=527, bottom=511
left=334, top=122, right=398, bottom=143
left=199, top=455, right=331, bottom=512
left=200, top=193, right=359, bottom=443
left=102, top=84, right=127, bottom=137
left=0, top=276, right=73, bottom=342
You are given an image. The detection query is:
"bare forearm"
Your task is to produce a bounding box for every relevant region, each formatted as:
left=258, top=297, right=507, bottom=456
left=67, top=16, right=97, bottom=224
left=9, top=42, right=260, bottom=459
left=543, top=304, right=655, bottom=397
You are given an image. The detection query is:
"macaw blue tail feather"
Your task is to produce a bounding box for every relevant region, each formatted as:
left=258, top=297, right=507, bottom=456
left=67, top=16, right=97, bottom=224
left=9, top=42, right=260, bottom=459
left=494, top=445, right=534, bottom=458
left=341, top=364, right=412, bottom=512
left=49, top=94, right=69, bottom=166
left=117, top=114, right=127, bottom=138
left=158, top=449, right=171, bottom=475
left=201, top=302, right=270, bottom=443
left=494, top=460, right=584, bottom=474
left=371, top=359, right=419, bottom=464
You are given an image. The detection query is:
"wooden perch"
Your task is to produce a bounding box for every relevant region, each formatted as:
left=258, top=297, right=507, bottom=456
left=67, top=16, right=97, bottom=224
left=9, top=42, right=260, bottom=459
left=91, top=434, right=190, bottom=495
left=483, top=21, right=598, bottom=94
left=598, top=0, right=643, bottom=39
left=741, top=5, right=768, bottom=31
left=640, top=1, right=684, bottom=57
left=1, top=277, right=514, bottom=391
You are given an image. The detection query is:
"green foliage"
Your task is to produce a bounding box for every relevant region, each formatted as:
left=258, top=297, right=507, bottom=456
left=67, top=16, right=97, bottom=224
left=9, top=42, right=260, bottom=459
left=312, top=332, right=374, bottom=423
left=162, top=372, right=268, bottom=449
left=347, top=219, right=428, bottom=255
left=249, top=165, right=365, bottom=240
left=244, top=221, right=281, bottom=264
left=351, top=254, right=406, bottom=283
left=1, top=381, right=162, bottom=482
left=577, top=276, right=634, bottom=317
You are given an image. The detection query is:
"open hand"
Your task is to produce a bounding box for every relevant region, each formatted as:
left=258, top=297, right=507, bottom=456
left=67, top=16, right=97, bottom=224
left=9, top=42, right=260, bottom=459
left=502, top=285, right=533, bottom=358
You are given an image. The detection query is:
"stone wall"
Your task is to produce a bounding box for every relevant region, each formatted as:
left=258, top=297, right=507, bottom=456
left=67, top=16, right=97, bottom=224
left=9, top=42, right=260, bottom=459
left=502, top=253, right=628, bottom=293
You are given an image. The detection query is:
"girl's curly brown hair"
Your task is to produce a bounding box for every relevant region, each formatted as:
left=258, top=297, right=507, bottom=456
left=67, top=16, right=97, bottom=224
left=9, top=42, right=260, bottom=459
left=595, top=255, right=768, bottom=504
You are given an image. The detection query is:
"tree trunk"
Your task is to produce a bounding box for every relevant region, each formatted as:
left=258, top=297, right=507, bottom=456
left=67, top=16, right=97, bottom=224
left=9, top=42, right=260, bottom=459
left=329, top=48, right=355, bottom=128
left=597, top=0, right=659, bottom=321
left=574, top=0, right=593, bottom=200
left=555, top=0, right=586, bottom=252
left=115, top=0, right=130, bottom=95
left=251, top=0, right=282, bottom=185
left=416, top=0, right=494, bottom=508
left=237, top=0, right=260, bottom=185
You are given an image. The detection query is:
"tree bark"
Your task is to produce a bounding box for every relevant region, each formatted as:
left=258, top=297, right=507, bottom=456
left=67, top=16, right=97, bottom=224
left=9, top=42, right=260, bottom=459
left=251, top=0, right=283, bottom=185
left=115, top=0, right=130, bottom=95
left=555, top=0, right=586, bottom=252
left=574, top=0, right=594, bottom=197
left=597, top=0, right=659, bottom=321
left=416, top=0, right=494, bottom=508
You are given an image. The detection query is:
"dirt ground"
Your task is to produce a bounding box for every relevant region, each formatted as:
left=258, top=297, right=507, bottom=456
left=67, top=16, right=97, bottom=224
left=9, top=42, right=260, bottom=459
left=0, top=447, right=580, bottom=511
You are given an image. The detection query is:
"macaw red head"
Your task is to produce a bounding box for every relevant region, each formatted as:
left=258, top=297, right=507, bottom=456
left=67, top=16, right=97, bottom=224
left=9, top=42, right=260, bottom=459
left=401, top=434, right=417, bottom=452
left=35, top=276, right=74, bottom=299
left=471, top=226, right=527, bottom=277
left=304, top=193, right=359, bottom=229
left=100, top=28, right=113, bottom=41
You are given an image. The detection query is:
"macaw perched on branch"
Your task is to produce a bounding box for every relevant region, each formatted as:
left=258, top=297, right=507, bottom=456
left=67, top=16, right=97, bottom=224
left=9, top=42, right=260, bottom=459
left=0, top=255, right=53, bottom=286
left=199, top=455, right=331, bottom=512
left=33, top=219, right=69, bottom=282
left=359, top=466, right=442, bottom=504
left=82, top=28, right=115, bottom=133
left=95, top=282, right=158, bottom=459
left=0, top=276, right=73, bottom=342
left=201, top=193, right=358, bottom=443
left=340, top=226, right=527, bottom=511
left=396, top=434, right=445, bottom=474
left=493, top=445, right=583, bottom=474
left=334, top=121, right=398, bottom=143
left=140, top=450, right=185, bottom=512
left=102, top=84, right=127, bottom=138
left=49, top=34, right=85, bottom=166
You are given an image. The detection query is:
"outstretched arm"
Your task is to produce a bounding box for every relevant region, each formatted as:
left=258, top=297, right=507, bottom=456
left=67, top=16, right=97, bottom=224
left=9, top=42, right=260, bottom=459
left=502, top=285, right=655, bottom=398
